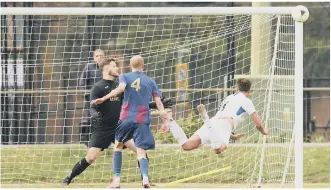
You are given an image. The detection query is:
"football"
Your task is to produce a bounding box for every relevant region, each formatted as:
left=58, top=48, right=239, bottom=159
left=292, top=5, right=309, bottom=23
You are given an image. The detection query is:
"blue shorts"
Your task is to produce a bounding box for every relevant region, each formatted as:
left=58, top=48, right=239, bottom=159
left=115, top=120, right=155, bottom=150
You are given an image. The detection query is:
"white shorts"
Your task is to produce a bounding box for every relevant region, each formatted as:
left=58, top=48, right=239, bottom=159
left=193, top=118, right=232, bottom=149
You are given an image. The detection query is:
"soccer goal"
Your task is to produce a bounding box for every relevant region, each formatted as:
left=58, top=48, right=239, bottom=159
left=1, top=6, right=307, bottom=188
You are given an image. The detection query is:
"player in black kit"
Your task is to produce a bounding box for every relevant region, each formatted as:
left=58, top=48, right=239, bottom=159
left=62, top=58, right=171, bottom=185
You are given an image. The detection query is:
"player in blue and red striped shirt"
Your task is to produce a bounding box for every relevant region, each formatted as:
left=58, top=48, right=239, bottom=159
left=94, top=55, right=167, bottom=188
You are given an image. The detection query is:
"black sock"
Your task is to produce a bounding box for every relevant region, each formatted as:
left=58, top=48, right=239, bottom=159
left=138, top=154, right=150, bottom=180
left=68, top=158, right=90, bottom=180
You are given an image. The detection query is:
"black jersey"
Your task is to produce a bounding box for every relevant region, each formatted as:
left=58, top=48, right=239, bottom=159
left=90, top=79, right=123, bottom=131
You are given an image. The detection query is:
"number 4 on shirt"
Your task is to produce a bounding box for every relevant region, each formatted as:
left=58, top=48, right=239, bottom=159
left=131, top=78, right=141, bottom=91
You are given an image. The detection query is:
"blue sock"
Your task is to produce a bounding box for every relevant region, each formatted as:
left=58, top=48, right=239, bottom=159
left=113, top=151, right=122, bottom=177
left=139, top=158, right=149, bottom=178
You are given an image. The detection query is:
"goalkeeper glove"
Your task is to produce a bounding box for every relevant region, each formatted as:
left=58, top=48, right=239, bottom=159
left=149, top=96, right=173, bottom=109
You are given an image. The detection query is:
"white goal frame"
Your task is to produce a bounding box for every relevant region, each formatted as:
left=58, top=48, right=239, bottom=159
left=1, top=6, right=305, bottom=188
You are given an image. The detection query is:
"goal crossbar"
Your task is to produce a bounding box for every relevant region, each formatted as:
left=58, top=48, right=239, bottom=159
left=1, top=7, right=296, bottom=15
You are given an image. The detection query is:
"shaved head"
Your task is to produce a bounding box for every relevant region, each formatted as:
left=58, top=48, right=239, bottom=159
left=130, top=55, right=144, bottom=69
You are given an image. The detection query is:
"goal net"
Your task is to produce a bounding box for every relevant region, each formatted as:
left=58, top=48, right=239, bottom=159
left=1, top=7, right=302, bottom=188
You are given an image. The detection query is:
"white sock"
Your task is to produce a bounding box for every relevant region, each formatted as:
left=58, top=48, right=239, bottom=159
left=113, top=176, right=120, bottom=184
left=143, top=176, right=149, bottom=185
left=169, top=120, right=188, bottom=146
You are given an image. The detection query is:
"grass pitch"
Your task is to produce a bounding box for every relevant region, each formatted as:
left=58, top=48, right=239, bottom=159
left=1, top=183, right=330, bottom=188
left=1, top=144, right=329, bottom=188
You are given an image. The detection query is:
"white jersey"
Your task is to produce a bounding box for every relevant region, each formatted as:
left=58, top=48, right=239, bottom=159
left=215, top=92, right=256, bottom=128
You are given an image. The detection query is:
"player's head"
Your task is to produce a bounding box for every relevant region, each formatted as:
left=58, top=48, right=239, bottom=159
left=129, top=55, right=144, bottom=71
left=99, top=58, right=119, bottom=77
left=236, top=78, right=252, bottom=96
left=93, top=49, right=105, bottom=65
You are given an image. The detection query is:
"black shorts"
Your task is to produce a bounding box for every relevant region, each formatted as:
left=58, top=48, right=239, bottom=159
left=89, top=129, right=115, bottom=151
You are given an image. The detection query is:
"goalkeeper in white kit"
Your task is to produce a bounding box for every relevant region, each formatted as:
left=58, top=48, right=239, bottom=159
left=162, top=78, right=269, bottom=154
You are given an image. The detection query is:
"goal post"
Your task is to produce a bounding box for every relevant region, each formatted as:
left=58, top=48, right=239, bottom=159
left=294, top=20, right=304, bottom=189
left=0, top=6, right=307, bottom=188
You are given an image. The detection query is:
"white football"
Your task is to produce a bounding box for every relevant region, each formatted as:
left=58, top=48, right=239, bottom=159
left=292, top=5, right=309, bottom=23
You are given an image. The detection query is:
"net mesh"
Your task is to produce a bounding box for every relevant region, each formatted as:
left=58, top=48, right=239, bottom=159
left=1, top=13, right=295, bottom=187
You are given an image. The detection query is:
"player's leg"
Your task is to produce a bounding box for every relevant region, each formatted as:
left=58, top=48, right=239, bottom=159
left=137, top=148, right=150, bottom=188
left=124, top=139, right=155, bottom=186
left=214, top=144, right=227, bottom=154
left=109, top=121, right=135, bottom=188
left=108, top=140, right=124, bottom=188
left=133, top=123, right=155, bottom=188
left=86, top=147, right=102, bottom=163
left=181, top=135, right=202, bottom=151
left=165, top=113, right=202, bottom=151
left=124, top=139, right=151, bottom=165
left=123, top=138, right=136, bottom=152
left=166, top=114, right=188, bottom=146
left=62, top=147, right=102, bottom=185
left=62, top=130, right=114, bottom=185
left=123, top=140, right=142, bottom=178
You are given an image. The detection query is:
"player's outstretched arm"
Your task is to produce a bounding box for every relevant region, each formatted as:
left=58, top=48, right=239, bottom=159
left=154, top=96, right=166, bottom=113
left=251, top=112, right=269, bottom=135
left=92, top=83, right=126, bottom=105
left=230, top=133, right=245, bottom=140
left=151, top=108, right=172, bottom=116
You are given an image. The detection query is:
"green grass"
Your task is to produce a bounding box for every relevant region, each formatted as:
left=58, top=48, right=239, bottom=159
left=1, top=144, right=329, bottom=188
left=1, top=182, right=330, bottom=188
